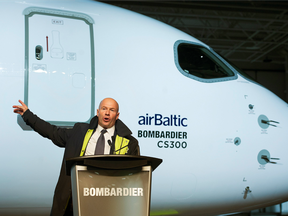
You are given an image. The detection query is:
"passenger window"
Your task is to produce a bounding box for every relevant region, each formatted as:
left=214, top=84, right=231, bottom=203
left=176, top=42, right=236, bottom=82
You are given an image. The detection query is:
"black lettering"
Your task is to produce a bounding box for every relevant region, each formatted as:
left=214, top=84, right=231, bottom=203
left=157, top=141, right=163, bottom=148
left=148, top=131, right=155, bottom=138
left=143, top=130, right=147, bottom=138
left=164, top=141, right=169, bottom=148
left=156, top=131, right=160, bottom=138
left=157, top=140, right=188, bottom=149
left=160, top=131, right=165, bottom=138
left=166, top=131, right=170, bottom=138
left=138, top=130, right=142, bottom=138
left=183, top=132, right=187, bottom=139
left=178, top=132, right=182, bottom=139
left=175, top=141, right=181, bottom=148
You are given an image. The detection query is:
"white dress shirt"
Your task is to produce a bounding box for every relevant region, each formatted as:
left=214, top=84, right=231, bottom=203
left=85, top=125, right=115, bottom=155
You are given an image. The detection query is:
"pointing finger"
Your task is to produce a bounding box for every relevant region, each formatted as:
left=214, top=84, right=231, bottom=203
left=19, top=100, right=26, bottom=107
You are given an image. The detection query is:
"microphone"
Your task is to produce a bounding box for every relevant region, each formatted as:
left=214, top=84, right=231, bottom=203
left=108, top=140, right=112, bottom=146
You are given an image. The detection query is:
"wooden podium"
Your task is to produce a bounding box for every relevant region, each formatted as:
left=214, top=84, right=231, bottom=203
left=66, top=155, right=162, bottom=216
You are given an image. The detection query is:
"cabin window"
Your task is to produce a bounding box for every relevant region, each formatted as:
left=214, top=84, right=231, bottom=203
left=175, top=41, right=237, bottom=83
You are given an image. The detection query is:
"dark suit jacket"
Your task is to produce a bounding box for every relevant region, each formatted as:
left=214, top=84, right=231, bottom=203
left=22, top=110, right=139, bottom=216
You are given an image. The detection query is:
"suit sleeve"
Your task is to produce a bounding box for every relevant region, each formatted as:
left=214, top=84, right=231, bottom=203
left=129, top=135, right=140, bottom=155
left=22, top=109, right=72, bottom=147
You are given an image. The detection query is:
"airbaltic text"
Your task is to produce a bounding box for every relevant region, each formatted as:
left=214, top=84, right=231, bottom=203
left=83, top=187, right=143, bottom=197
left=138, top=114, right=187, bottom=127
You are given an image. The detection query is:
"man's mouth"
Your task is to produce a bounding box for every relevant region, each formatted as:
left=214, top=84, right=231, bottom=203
left=104, top=117, right=110, bottom=122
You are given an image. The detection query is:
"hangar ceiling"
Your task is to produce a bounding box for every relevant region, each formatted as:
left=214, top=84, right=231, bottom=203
left=98, top=1, right=288, bottom=72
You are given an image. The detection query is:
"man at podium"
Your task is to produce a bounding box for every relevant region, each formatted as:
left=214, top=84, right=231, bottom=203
left=13, top=98, right=139, bottom=216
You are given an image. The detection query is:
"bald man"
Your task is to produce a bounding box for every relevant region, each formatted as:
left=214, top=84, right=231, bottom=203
left=13, top=98, right=139, bottom=216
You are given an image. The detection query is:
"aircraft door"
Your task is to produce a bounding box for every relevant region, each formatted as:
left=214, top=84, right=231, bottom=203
left=21, top=7, right=95, bottom=129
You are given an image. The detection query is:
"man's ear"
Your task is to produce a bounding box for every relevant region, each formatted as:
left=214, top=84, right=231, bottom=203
left=96, top=109, right=99, bottom=116
left=116, top=112, right=120, bottom=120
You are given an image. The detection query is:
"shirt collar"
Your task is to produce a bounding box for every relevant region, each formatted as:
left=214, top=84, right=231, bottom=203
left=97, top=124, right=115, bottom=137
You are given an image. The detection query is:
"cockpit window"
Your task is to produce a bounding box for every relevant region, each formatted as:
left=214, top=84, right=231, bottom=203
left=175, top=41, right=237, bottom=83
left=218, top=53, right=257, bottom=83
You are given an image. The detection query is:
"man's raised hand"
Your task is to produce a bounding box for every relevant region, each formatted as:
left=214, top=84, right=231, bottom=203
left=13, top=100, right=28, bottom=116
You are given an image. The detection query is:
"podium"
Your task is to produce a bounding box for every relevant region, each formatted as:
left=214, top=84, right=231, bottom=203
left=66, top=155, right=162, bottom=216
